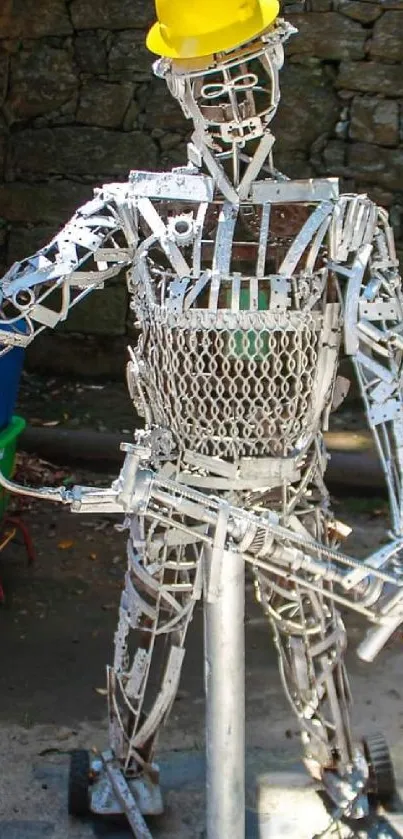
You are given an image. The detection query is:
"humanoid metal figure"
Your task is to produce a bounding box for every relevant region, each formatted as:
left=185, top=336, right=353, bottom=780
left=1, top=1, right=403, bottom=836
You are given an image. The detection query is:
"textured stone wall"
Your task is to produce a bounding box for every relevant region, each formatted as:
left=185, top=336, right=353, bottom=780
left=0, top=0, right=402, bottom=376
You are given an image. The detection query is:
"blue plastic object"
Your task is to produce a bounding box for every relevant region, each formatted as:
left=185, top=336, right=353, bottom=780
left=0, top=322, right=26, bottom=431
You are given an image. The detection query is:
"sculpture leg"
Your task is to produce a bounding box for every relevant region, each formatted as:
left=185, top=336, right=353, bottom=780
left=255, top=569, right=368, bottom=817
left=89, top=511, right=204, bottom=822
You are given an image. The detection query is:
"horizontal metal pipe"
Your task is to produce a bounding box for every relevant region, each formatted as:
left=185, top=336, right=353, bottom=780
left=18, top=426, right=385, bottom=490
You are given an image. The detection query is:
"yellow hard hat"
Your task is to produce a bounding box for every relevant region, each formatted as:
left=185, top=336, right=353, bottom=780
left=146, top=0, right=280, bottom=59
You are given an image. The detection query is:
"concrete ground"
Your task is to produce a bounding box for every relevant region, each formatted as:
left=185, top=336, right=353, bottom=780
left=1, top=456, right=403, bottom=838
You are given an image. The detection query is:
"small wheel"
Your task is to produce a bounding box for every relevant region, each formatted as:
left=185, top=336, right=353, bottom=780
left=362, top=732, right=396, bottom=805
left=68, top=749, right=90, bottom=817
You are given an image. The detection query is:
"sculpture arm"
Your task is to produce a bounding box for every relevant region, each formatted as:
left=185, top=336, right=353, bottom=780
left=0, top=184, right=136, bottom=353
left=2, top=440, right=403, bottom=663
left=328, top=198, right=403, bottom=536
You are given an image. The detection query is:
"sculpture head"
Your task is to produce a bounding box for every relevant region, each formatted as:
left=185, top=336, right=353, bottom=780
left=147, top=0, right=296, bottom=185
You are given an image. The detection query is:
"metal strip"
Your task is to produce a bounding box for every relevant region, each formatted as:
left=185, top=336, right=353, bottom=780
left=176, top=474, right=297, bottom=490
left=252, top=178, right=339, bottom=205
left=132, top=646, right=185, bottom=747
left=103, top=755, right=153, bottom=839
left=124, top=572, right=157, bottom=623
left=356, top=321, right=390, bottom=358
left=193, top=201, right=208, bottom=278
left=331, top=243, right=373, bottom=355
left=192, top=130, right=239, bottom=205
left=256, top=203, right=271, bottom=278
left=158, top=306, right=323, bottom=331
left=69, top=266, right=122, bottom=286
left=129, top=170, right=214, bottom=202
left=351, top=203, right=370, bottom=252
left=238, top=133, right=274, bottom=201
left=95, top=247, right=132, bottom=262
left=208, top=274, right=221, bottom=311
left=358, top=300, right=398, bottom=321
left=328, top=198, right=347, bottom=261
left=184, top=270, right=211, bottom=309
left=125, top=648, right=149, bottom=700
left=269, top=275, right=291, bottom=310
left=212, top=202, right=238, bottom=275
left=249, top=275, right=258, bottom=311
left=305, top=216, right=331, bottom=274
left=136, top=197, right=190, bottom=278
left=355, top=350, right=394, bottom=384
left=231, top=271, right=241, bottom=311
left=279, top=202, right=333, bottom=277
left=127, top=550, right=183, bottom=615
left=343, top=540, right=403, bottom=590
left=29, top=303, right=63, bottom=328
left=370, top=380, right=397, bottom=404
left=368, top=399, right=401, bottom=426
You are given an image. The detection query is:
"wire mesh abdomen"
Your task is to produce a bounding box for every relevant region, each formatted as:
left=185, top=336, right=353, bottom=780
left=143, top=312, right=321, bottom=459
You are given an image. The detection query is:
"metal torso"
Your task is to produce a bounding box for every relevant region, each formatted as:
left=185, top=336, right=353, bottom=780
left=125, top=169, right=342, bottom=497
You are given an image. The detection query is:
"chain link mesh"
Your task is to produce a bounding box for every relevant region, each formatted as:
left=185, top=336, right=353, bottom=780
left=141, top=311, right=321, bottom=459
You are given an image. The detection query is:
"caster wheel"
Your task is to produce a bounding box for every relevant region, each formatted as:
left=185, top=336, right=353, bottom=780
left=68, top=749, right=90, bottom=817
left=362, top=732, right=396, bottom=805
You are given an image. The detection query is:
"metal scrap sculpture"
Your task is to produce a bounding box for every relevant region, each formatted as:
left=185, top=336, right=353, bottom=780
left=1, top=1, right=403, bottom=836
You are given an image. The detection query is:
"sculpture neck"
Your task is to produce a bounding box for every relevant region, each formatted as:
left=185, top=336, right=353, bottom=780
left=189, top=130, right=282, bottom=203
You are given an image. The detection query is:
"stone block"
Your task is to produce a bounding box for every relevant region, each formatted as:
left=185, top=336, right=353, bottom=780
left=74, top=33, right=108, bottom=75
left=77, top=81, right=134, bottom=129
left=7, top=225, right=55, bottom=266
left=59, top=281, right=128, bottom=336
left=350, top=97, right=399, bottom=146
left=0, top=49, right=8, bottom=106
left=70, top=0, right=153, bottom=30
left=335, top=0, right=383, bottom=23
left=348, top=142, right=403, bottom=190
left=142, top=82, right=188, bottom=134
left=108, top=31, right=153, bottom=81
left=286, top=12, right=367, bottom=60
left=336, top=61, right=403, bottom=97
left=0, top=133, right=6, bottom=179
left=7, top=44, right=77, bottom=120
left=122, top=100, right=141, bottom=131
left=272, top=151, right=313, bottom=179
left=0, top=181, right=92, bottom=225
left=0, top=219, right=7, bottom=248
left=357, top=185, right=394, bottom=207
left=390, top=203, right=403, bottom=241
left=369, top=11, right=403, bottom=62
left=272, top=64, right=339, bottom=151
left=322, top=139, right=348, bottom=175
left=31, top=97, right=78, bottom=128
left=159, top=143, right=190, bottom=170
left=309, top=0, right=332, bottom=10
left=11, top=127, right=158, bottom=177
left=0, top=0, right=72, bottom=38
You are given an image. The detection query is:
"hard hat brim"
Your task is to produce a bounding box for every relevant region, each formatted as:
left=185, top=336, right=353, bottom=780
left=146, top=0, right=280, bottom=59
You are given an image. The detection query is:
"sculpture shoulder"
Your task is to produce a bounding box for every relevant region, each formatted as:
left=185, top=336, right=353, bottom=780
left=329, top=192, right=386, bottom=261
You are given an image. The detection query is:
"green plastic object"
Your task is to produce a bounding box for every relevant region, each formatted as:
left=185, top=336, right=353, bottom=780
left=0, top=415, right=26, bottom=518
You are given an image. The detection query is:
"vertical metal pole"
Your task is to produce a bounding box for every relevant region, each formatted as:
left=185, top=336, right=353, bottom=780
left=204, top=547, right=245, bottom=839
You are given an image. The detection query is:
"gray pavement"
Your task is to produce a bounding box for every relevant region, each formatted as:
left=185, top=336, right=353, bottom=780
left=2, top=730, right=403, bottom=838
